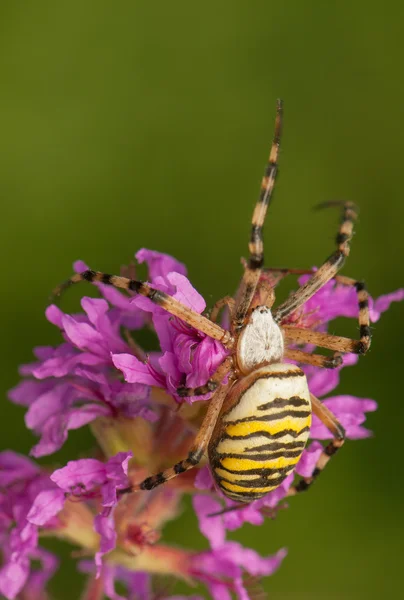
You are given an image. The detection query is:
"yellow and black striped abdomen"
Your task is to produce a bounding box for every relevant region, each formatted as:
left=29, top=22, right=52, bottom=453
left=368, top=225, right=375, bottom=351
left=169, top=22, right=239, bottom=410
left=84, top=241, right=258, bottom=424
left=208, top=363, right=311, bottom=503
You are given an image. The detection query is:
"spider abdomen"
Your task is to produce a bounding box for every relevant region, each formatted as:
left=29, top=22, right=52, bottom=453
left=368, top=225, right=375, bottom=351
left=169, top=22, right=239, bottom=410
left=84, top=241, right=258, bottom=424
left=208, top=363, right=311, bottom=503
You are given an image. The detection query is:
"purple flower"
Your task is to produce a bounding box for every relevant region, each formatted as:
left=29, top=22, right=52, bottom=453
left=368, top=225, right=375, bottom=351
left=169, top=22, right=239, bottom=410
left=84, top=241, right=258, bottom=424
left=28, top=452, right=132, bottom=577
left=8, top=295, right=153, bottom=457
left=0, top=452, right=59, bottom=600
left=285, top=272, right=404, bottom=329
left=191, top=543, right=286, bottom=600
left=5, top=247, right=403, bottom=599
left=113, top=249, right=228, bottom=403
left=9, top=373, right=152, bottom=458
left=79, top=562, right=203, bottom=600
left=78, top=540, right=285, bottom=600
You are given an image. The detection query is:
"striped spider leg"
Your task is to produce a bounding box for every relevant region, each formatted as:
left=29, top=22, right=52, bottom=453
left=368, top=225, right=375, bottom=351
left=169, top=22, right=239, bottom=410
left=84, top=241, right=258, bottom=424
left=273, top=201, right=363, bottom=324
left=52, top=271, right=234, bottom=350
left=233, top=98, right=283, bottom=331
left=288, top=393, right=345, bottom=495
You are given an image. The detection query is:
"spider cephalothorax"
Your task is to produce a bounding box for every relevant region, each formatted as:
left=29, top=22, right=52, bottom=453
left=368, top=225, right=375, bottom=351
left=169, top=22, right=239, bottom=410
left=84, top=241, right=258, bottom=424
left=54, top=100, right=371, bottom=503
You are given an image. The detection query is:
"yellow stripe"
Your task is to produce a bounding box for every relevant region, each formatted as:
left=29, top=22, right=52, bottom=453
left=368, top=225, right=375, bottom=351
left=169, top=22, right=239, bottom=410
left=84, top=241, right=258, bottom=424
left=214, top=468, right=263, bottom=482
left=221, top=455, right=299, bottom=472
left=225, top=416, right=311, bottom=438
left=221, top=480, right=276, bottom=494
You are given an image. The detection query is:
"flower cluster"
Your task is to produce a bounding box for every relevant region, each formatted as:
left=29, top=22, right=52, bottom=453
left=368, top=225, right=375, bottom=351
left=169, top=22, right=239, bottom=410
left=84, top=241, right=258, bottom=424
left=2, top=249, right=403, bottom=600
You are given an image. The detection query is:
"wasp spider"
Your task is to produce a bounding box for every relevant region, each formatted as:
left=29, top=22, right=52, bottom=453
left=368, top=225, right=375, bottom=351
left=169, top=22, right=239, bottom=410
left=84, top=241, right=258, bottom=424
left=54, top=100, right=371, bottom=503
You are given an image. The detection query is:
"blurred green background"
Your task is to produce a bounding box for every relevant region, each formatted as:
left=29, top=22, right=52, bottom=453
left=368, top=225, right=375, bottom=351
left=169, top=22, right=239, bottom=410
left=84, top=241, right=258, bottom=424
left=1, top=1, right=403, bottom=598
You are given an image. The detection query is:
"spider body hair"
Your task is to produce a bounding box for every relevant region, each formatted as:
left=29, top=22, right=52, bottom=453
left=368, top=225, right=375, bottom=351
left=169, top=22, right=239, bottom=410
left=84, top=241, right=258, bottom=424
left=237, top=306, right=284, bottom=374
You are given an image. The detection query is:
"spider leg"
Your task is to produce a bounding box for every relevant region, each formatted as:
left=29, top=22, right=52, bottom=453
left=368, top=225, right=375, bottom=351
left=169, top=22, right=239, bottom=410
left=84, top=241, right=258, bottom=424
left=333, top=276, right=372, bottom=353
left=283, top=320, right=371, bottom=356
left=207, top=296, right=236, bottom=323
left=52, top=270, right=234, bottom=347
left=176, top=356, right=234, bottom=398
left=265, top=267, right=371, bottom=354
left=288, top=393, right=345, bottom=495
left=234, top=99, right=283, bottom=329
left=284, top=348, right=343, bottom=369
left=273, top=202, right=358, bottom=323
left=119, top=381, right=233, bottom=493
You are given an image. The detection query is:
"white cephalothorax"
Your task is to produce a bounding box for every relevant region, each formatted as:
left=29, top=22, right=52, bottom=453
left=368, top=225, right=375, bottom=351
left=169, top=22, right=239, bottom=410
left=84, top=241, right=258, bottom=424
left=237, top=306, right=284, bottom=373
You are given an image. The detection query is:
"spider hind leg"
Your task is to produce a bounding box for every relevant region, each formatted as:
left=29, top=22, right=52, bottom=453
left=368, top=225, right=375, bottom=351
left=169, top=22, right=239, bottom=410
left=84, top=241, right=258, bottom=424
left=288, top=394, right=345, bottom=495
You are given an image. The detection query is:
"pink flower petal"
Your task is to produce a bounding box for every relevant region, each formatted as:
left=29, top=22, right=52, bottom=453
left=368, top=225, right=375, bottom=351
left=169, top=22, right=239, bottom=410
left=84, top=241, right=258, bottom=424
left=136, top=248, right=187, bottom=280
left=295, top=441, right=323, bottom=477
left=0, top=559, right=29, bottom=600
left=372, top=288, right=404, bottom=321
left=112, top=353, right=161, bottom=386
left=192, top=495, right=226, bottom=549
left=0, top=452, right=39, bottom=487
left=51, top=459, right=106, bottom=492
left=27, top=489, right=65, bottom=526
left=94, top=512, right=117, bottom=578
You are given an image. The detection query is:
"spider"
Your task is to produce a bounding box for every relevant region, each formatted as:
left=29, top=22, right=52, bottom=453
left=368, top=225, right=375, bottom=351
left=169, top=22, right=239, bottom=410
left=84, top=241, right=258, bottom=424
left=54, top=99, right=371, bottom=503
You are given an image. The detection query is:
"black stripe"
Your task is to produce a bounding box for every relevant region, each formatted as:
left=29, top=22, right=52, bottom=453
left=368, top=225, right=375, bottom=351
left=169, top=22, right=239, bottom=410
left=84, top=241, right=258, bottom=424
left=358, top=299, right=368, bottom=310
left=221, top=485, right=276, bottom=498
left=219, top=472, right=289, bottom=489
left=324, top=355, right=343, bottom=368
left=128, top=280, right=142, bottom=292
left=256, top=370, right=305, bottom=379
left=101, top=273, right=113, bottom=285
left=264, top=162, right=277, bottom=178
left=325, top=443, right=339, bottom=457
left=147, top=289, right=167, bottom=304
left=174, top=462, right=187, bottom=474
left=295, top=479, right=310, bottom=492
left=82, top=270, right=96, bottom=282
left=248, top=255, right=264, bottom=270
left=328, top=250, right=346, bottom=266
left=257, top=396, right=309, bottom=411
left=243, top=440, right=306, bottom=453
left=140, top=472, right=166, bottom=490
left=219, top=475, right=285, bottom=489
left=222, top=372, right=306, bottom=417
left=250, top=224, right=262, bottom=243
left=188, top=450, right=203, bottom=465
left=356, top=341, right=368, bottom=355
left=355, top=281, right=367, bottom=292
left=219, top=449, right=303, bottom=461
left=222, top=426, right=310, bottom=441
left=230, top=409, right=311, bottom=425
left=360, top=325, right=371, bottom=338
left=336, top=232, right=349, bottom=244
left=214, top=462, right=291, bottom=477
left=194, top=380, right=218, bottom=395
left=221, top=489, right=269, bottom=499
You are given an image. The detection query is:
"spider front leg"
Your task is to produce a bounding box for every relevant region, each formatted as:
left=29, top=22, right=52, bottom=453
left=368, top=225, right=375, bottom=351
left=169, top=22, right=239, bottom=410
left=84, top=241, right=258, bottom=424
left=234, top=99, right=283, bottom=328
left=52, top=270, right=234, bottom=347
left=207, top=296, right=236, bottom=323
left=120, top=381, right=233, bottom=493
left=288, top=394, right=345, bottom=495
left=176, top=356, right=234, bottom=398
left=273, top=202, right=359, bottom=323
